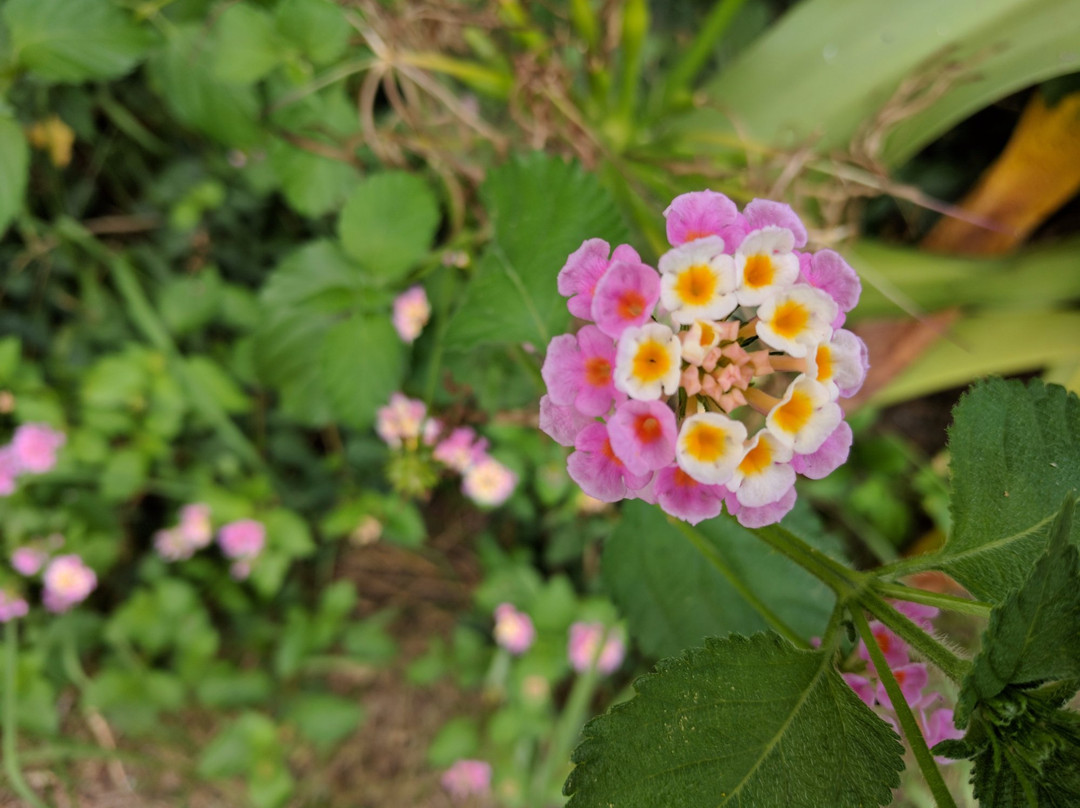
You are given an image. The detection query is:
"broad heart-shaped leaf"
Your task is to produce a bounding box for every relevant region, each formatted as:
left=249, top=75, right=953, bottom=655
left=210, top=3, right=284, bottom=85
left=338, top=172, right=440, bottom=281
left=564, top=633, right=904, bottom=808
left=934, top=379, right=1080, bottom=602
left=442, top=153, right=628, bottom=352
left=321, top=314, right=405, bottom=431
left=957, top=497, right=1080, bottom=726
left=4, top=0, right=153, bottom=83
left=0, top=116, right=29, bottom=238
left=604, top=501, right=839, bottom=658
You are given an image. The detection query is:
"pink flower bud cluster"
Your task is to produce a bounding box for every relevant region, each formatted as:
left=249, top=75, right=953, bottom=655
left=0, top=589, right=29, bottom=622
left=375, top=393, right=518, bottom=508
left=392, top=285, right=431, bottom=343
left=843, top=601, right=963, bottom=759
left=8, top=536, right=97, bottom=616
left=0, top=423, right=66, bottom=497
left=493, top=602, right=535, bottom=654
left=568, top=621, right=626, bottom=674
left=154, top=503, right=214, bottom=561
left=441, top=758, right=492, bottom=800
left=217, top=518, right=266, bottom=580
left=540, top=191, right=869, bottom=527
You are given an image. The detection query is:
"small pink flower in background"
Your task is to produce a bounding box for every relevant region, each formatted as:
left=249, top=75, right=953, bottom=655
left=922, top=706, right=965, bottom=761
left=375, top=393, right=429, bottom=448
left=493, top=603, right=534, bottom=655
left=568, top=622, right=625, bottom=674
left=218, top=519, right=266, bottom=560
left=11, top=423, right=66, bottom=474
left=0, top=446, right=19, bottom=495
left=229, top=559, right=253, bottom=580
left=179, top=503, right=213, bottom=549
left=392, top=285, right=431, bottom=343
left=154, top=528, right=193, bottom=562
left=0, top=589, right=29, bottom=622
left=11, top=546, right=48, bottom=576
left=462, top=456, right=517, bottom=507
left=42, top=554, right=97, bottom=613
left=434, top=427, right=487, bottom=473
left=441, top=758, right=492, bottom=800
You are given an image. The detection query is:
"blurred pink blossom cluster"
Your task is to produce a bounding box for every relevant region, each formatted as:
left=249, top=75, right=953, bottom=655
left=493, top=602, right=535, bottom=655
left=6, top=537, right=97, bottom=618
left=0, top=423, right=66, bottom=497
left=153, top=504, right=266, bottom=580
left=843, top=601, right=963, bottom=758
left=441, top=758, right=492, bottom=800
left=392, top=285, right=431, bottom=343
left=567, top=621, right=626, bottom=675
left=375, top=393, right=517, bottom=508
left=218, top=518, right=266, bottom=580
left=540, top=191, right=868, bottom=527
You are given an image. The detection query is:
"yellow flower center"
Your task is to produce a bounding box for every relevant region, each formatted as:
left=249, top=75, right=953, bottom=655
left=771, top=300, right=809, bottom=340
left=683, top=421, right=727, bottom=462
left=674, top=264, right=717, bottom=306
left=631, top=341, right=672, bottom=383
left=738, top=438, right=773, bottom=476
left=815, top=344, right=833, bottom=383
left=743, top=254, right=775, bottom=288
left=773, top=389, right=814, bottom=434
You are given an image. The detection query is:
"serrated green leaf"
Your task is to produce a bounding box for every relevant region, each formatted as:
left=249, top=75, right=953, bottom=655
left=184, top=355, right=251, bottom=414
left=275, top=0, right=351, bottom=67
left=147, top=25, right=261, bottom=147
left=957, top=497, right=1080, bottom=725
left=4, top=0, right=153, bottom=82
left=321, top=314, right=405, bottom=430
left=934, top=380, right=1080, bottom=602
left=0, top=116, right=29, bottom=238
left=564, top=633, right=904, bottom=808
left=604, top=500, right=839, bottom=658
left=443, top=153, right=628, bottom=351
left=211, top=3, right=284, bottom=84
left=338, top=172, right=440, bottom=280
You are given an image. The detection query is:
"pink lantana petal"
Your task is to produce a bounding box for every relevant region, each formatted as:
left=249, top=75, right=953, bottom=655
left=664, top=190, right=745, bottom=249
left=842, top=673, right=876, bottom=708
left=894, top=600, right=940, bottom=631
left=791, top=420, right=852, bottom=480
left=874, top=662, right=930, bottom=711
left=653, top=464, right=727, bottom=525
left=557, top=239, right=642, bottom=320
left=800, top=249, right=861, bottom=314
left=539, top=395, right=593, bottom=447
left=725, top=484, right=797, bottom=528
left=566, top=423, right=651, bottom=503
left=607, top=399, right=678, bottom=475
left=743, top=199, right=808, bottom=248
left=590, top=260, right=661, bottom=339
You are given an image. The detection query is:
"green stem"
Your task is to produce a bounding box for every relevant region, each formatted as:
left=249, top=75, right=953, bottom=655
left=858, top=590, right=971, bottom=685
left=851, top=608, right=959, bottom=808
left=660, top=0, right=748, bottom=108
left=674, top=521, right=810, bottom=649
left=751, top=523, right=866, bottom=596
left=4, top=622, right=50, bottom=808
left=873, top=581, right=992, bottom=619
left=874, top=552, right=945, bottom=581
left=615, top=0, right=649, bottom=122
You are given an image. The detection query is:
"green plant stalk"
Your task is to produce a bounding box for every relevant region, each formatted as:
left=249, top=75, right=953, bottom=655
left=616, top=0, right=649, bottom=123
left=858, top=590, right=971, bottom=685
left=660, top=0, right=748, bottom=108
left=674, top=521, right=810, bottom=649
left=851, top=608, right=959, bottom=808
left=873, top=581, right=992, bottom=619
left=4, top=622, right=49, bottom=808
left=751, top=523, right=865, bottom=595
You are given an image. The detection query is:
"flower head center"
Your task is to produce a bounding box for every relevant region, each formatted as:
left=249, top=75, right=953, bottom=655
left=815, top=344, right=833, bottom=383
left=683, top=421, right=726, bottom=462
left=600, top=438, right=623, bottom=466
left=739, top=439, right=773, bottom=476
left=773, top=389, right=813, bottom=434
left=743, top=254, right=775, bottom=288
left=634, top=415, right=662, bottom=443
left=617, top=290, right=646, bottom=320
left=674, top=264, right=717, bottom=306
left=771, top=300, right=810, bottom=339
left=584, top=356, right=612, bottom=387
left=631, top=340, right=672, bottom=383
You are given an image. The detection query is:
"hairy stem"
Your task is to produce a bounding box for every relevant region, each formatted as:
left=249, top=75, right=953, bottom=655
left=873, top=580, right=992, bottom=619
left=851, top=608, right=959, bottom=808
left=751, top=523, right=865, bottom=596
left=858, top=590, right=971, bottom=685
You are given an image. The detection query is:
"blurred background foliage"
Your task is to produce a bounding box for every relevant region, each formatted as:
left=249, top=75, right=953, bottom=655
left=1, top=0, right=1079, bottom=805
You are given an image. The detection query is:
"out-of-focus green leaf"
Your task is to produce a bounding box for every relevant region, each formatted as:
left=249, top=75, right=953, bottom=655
left=147, top=25, right=261, bottom=147
left=321, top=314, right=405, bottom=430
left=184, top=356, right=251, bottom=414
left=198, top=711, right=280, bottom=778
left=564, top=634, right=904, bottom=808
left=196, top=666, right=273, bottom=709
left=338, top=172, right=441, bottom=280
left=211, top=3, right=284, bottom=84
left=157, top=269, right=224, bottom=336
left=285, top=693, right=365, bottom=751
left=275, top=0, right=351, bottom=67
left=4, top=0, right=153, bottom=82
left=0, top=116, right=29, bottom=238
left=443, top=153, right=627, bottom=351
left=676, top=0, right=1080, bottom=167
left=268, top=139, right=359, bottom=218
left=427, top=716, right=480, bottom=768
left=604, top=500, right=839, bottom=658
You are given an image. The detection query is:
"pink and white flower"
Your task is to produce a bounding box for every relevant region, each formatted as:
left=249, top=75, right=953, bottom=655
left=558, top=239, right=641, bottom=320
left=10, top=423, right=65, bottom=474
left=493, top=603, right=534, bottom=655
left=613, top=323, right=682, bottom=401
left=663, top=190, right=745, bottom=248
left=652, top=464, right=728, bottom=525
left=375, top=393, right=429, bottom=449
left=607, top=399, right=678, bottom=476
left=11, top=546, right=47, bottom=576
left=42, top=554, right=97, bottom=613
left=0, top=589, right=29, bottom=622
left=658, top=236, right=738, bottom=324
left=566, top=422, right=651, bottom=503
left=218, top=519, right=266, bottom=560
left=590, top=259, right=662, bottom=339
left=441, top=759, right=493, bottom=800
left=568, top=621, right=625, bottom=674
left=462, top=456, right=517, bottom=507
left=392, top=285, right=431, bottom=343
left=541, top=326, right=623, bottom=417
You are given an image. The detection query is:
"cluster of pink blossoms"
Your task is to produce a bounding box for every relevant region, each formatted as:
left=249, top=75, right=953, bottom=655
left=392, top=285, right=431, bottom=343
left=539, top=191, right=869, bottom=527
left=5, top=538, right=97, bottom=619
left=376, top=393, right=517, bottom=507
left=155, top=504, right=266, bottom=580
left=492, top=604, right=626, bottom=675
left=441, top=758, right=493, bottom=801
left=0, top=423, right=66, bottom=497
left=844, top=602, right=963, bottom=758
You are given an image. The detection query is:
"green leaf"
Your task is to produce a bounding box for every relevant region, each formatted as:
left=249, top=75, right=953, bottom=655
left=603, top=500, right=838, bottom=657
left=285, top=693, right=365, bottom=751
left=957, top=497, right=1080, bottom=725
left=184, top=355, right=250, bottom=414
left=338, top=171, right=441, bottom=280
left=196, top=665, right=273, bottom=709
left=198, top=711, right=280, bottom=778
left=275, top=0, right=351, bottom=67
left=4, top=0, right=153, bottom=82
left=147, top=25, right=261, bottom=147
left=0, top=116, right=29, bottom=238
left=443, top=153, right=627, bottom=351
left=211, top=3, right=284, bottom=85
left=564, top=633, right=904, bottom=808
left=427, top=716, right=480, bottom=768
left=321, top=314, right=405, bottom=430
left=268, top=138, right=359, bottom=218
left=934, top=380, right=1080, bottom=602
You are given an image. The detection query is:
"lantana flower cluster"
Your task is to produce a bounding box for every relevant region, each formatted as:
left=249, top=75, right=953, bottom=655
left=540, top=191, right=868, bottom=527
left=4, top=535, right=97, bottom=620
left=0, top=422, right=66, bottom=497
left=154, top=503, right=267, bottom=580
left=843, top=602, right=963, bottom=758
left=376, top=392, right=517, bottom=508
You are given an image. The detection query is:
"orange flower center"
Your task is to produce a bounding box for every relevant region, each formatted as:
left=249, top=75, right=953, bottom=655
left=631, top=341, right=671, bottom=383
left=773, top=389, right=813, bottom=434
left=815, top=344, right=833, bottom=383
left=617, top=291, right=646, bottom=320
left=738, top=438, right=773, bottom=476
left=674, top=264, right=717, bottom=306
left=683, top=422, right=726, bottom=462
left=771, top=300, right=809, bottom=340
left=634, top=414, right=662, bottom=444
left=743, top=254, right=774, bottom=288
left=584, top=356, right=611, bottom=387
